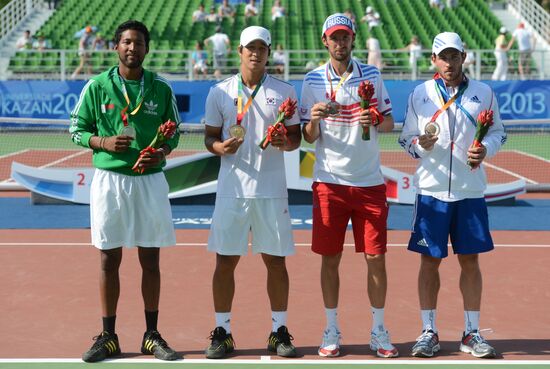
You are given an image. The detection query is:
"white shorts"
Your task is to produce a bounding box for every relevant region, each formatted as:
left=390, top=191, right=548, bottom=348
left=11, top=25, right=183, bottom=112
left=90, top=169, right=176, bottom=250
left=207, top=198, right=295, bottom=256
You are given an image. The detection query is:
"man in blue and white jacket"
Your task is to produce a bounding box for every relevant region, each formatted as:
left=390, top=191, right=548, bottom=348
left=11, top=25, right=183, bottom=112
left=399, top=32, right=506, bottom=359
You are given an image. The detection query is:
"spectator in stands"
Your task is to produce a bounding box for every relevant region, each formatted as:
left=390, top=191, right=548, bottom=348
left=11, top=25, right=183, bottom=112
left=71, top=25, right=94, bottom=79
left=245, top=0, right=259, bottom=18
left=218, top=0, right=235, bottom=18
left=462, top=42, right=475, bottom=77
left=361, top=6, right=381, bottom=30
left=492, top=27, right=508, bottom=81
left=272, top=43, right=285, bottom=74
left=92, top=32, right=107, bottom=51
left=44, top=0, right=59, bottom=9
left=207, top=6, right=221, bottom=23
left=367, top=36, right=383, bottom=70
left=271, top=0, right=286, bottom=22
left=16, top=30, right=32, bottom=50
left=343, top=9, right=356, bottom=26
left=204, top=26, right=230, bottom=80
left=193, top=3, right=207, bottom=23
left=429, top=0, right=444, bottom=10
left=402, top=35, right=423, bottom=70
left=192, top=41, right=208, bottom=78
left=507, top=22, right=536, bottom=80
left=32, top=32, right=51, bottom=51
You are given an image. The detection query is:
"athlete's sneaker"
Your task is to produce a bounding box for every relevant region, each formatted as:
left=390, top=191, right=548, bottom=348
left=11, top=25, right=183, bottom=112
left=459, top=330, right=496, bottom=358
left=370, top=330, right=399, bottom=358
left=411, top=329, right=440, bottom=358
left=141, top=330, right=180, bottom=361
left=205, top=326, right=235, bottom=359
left=267, top=325, right=297, bottom=357
left=82, top=331, right=121, bottom=363
left=318, top=328, right=342, bottom=357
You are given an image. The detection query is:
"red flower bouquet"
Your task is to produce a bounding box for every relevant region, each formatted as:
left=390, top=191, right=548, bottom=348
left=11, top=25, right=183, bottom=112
left=358, top=80, right=382, bottom=141
left=132, top=119, right=177, bottom=173
left=468, top=110, right=493, bottom=169
left=259, top=97, right=297, bottom=150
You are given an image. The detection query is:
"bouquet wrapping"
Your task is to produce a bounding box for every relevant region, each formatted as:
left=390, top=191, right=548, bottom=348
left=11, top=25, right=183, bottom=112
left=259, top=97, right=297, bottom=150
left=468, top=110, right=493, bottom=169
left=358, top=80, right=382, bottom=140
left=132, top=120, right=177, bottom=173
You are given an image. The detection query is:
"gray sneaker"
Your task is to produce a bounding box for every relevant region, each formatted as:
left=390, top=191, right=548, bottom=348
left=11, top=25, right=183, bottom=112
left=267, top=326, right=297, bottom=357
left=460, top=330, right=496, bottom=358
left=411, top=329, right=440, bottom=358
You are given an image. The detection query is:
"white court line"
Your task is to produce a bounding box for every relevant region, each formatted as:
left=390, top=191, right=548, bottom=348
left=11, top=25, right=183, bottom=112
left=0, top=358, right=550, bottom=365
left=1, top=242, right=550, bottom=248
left=483, top=161, right=538, bottom=184
left=510, top=149, right=550, bottom=164
left=0, top=149, right=30, bottom=160
left=39, top=150, right=89, bottom=169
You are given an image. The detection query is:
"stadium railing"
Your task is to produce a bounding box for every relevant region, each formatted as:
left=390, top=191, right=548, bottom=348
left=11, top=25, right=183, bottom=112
left=6, top=48, right=550, bottom=81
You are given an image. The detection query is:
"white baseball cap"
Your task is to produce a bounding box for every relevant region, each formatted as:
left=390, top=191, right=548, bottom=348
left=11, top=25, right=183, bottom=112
left=240, top=26, right=271, bottom=47
left=322, top=13, right=355, bottom=37
left=432, top=32, right=464, bottom=55
left=499, top=26, right=507, bottom=34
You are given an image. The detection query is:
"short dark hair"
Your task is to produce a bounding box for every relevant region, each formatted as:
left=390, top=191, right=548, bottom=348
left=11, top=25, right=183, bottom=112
left=114, top=20, right=150, bottom=48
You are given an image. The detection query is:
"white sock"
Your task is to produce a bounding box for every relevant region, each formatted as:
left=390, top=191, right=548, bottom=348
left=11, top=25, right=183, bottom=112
left=271, top=311, right=287, bottom=332
left=325, top=307, right=339, bottom=332
left=371, top=307, right=386, bottom=333
left=421, top=309, right=437, bottom=332
left=464, top=310, right=480, bottom=334
left=215, top=312, right=231, bottom=333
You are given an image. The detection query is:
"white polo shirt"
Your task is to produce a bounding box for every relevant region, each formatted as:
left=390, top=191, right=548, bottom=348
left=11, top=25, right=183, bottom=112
left=300, top=59, right=392, bottom=187
left=205, top=74, right=300, bottom=198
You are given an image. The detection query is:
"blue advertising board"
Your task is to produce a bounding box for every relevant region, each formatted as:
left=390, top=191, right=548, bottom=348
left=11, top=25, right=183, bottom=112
left=1, top=79, right=549, bottom=124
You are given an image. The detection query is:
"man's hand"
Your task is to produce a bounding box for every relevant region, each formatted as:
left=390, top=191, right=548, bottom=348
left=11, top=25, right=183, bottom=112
left=467, top=143, right=487, bottom=168
left=220, top=137, right=243, bottom=155
left=103, top=135, right=133, bottom=153
left=418, top=134, right=438, bottom=151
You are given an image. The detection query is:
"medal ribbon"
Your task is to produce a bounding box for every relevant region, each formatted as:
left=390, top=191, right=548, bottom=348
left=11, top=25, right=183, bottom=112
left=326, top=59, right=353, bottom=102
left=236, top=73, right=267, bottom=125
left=432, top=73, right=475, bottom=127
left=118, top=73, right=145, bottom=127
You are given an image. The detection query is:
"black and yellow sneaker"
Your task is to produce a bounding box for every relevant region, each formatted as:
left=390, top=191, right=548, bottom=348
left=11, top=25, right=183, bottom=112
left=141, top=330, right=180, bottom=361
left=267, top=325, right=297, bottom=357
left=205, top=326, right=235, bottom=359
left=82, top=331, right=121, bottom=363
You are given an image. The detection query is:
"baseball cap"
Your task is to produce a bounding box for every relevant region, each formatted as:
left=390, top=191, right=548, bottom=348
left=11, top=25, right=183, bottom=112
left=499, top=26, right=507, bottom=34
left=240, top=26, right=271, bottom=47
left=322, top=13, right=355, bottom=37
left=432, top=32, right=464, bottom=55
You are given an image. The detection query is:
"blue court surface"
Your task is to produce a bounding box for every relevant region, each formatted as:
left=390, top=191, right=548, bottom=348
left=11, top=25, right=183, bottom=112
left=1, top=197, right=549, bottom=230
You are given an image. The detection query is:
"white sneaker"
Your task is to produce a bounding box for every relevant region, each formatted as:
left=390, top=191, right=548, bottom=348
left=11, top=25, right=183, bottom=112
left=370, top=330, right=399, bottom=358
left=318, top=328, right=341, bottom=357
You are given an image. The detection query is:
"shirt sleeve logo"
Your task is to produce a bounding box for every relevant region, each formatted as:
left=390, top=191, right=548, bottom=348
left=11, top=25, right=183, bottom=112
left=144, top=100, right=159, bottom=115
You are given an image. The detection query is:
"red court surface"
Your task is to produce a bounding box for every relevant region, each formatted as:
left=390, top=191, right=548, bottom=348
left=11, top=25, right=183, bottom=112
left=1, top=229, right=549, bottom=361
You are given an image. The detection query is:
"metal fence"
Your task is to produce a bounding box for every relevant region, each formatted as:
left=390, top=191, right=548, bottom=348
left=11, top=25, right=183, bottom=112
left=5, top=48, right=550, bottom=81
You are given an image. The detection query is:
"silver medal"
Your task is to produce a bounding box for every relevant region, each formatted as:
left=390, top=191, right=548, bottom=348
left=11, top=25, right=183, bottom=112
left=120, top=125, right=136, bottom=138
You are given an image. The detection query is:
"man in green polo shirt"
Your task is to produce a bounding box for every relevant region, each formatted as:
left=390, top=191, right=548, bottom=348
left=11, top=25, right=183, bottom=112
left=70, top=20, right=180, bottom=363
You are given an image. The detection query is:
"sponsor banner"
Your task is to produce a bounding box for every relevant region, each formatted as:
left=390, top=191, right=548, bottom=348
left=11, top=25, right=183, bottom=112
left=1, top=80, right=548, bottom=124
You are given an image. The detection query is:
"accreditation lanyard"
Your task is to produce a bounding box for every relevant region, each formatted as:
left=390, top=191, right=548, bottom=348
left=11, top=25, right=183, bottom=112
left=236, top=73, right=267, bottom=125
left=432, top=74, right=475, bottom=127
left=118, top=74, right=145, bottom=126
left=326, top=59, right=353, bottom=102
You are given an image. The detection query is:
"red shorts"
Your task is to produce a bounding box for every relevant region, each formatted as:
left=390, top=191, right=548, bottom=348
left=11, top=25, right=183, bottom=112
left=311, top=182, right=388, bottom=255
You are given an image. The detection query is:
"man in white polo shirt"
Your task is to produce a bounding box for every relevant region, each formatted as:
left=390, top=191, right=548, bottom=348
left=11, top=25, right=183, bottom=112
left=203, top=25, right=301, bottom=359
left=300, top=13, right=397, bottom=358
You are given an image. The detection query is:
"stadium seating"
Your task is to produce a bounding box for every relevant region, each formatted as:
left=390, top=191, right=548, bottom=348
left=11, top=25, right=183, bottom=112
left=8, top=0, right=512, bottom=76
